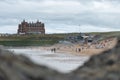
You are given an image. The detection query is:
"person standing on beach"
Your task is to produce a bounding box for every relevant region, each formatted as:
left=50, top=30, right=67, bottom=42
left=78, top=48, right=81, bottom=52
left=53, top=48, right=56, bottom=52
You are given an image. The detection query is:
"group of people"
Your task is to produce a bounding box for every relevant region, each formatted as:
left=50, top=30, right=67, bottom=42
left=49, top=38, right=115, bottom=54
left=51, top=48, right=56, bottom=52
left=94, top=38, right=113, bottom=49
left=76, top=48, right=81, bottom=52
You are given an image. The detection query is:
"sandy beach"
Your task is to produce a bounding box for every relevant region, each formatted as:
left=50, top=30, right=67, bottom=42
left=40, top=37, right=117, bottom=56
left=7, top=37, right=117, bottom=73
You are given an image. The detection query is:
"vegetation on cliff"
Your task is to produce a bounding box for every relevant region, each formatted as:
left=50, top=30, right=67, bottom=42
left=0, top=34, right=64, bottom=46
left=0, top=31, right=120, bottom=46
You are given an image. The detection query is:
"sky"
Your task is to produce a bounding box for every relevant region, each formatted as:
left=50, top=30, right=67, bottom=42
left=0, top=0, right=120, bottom=34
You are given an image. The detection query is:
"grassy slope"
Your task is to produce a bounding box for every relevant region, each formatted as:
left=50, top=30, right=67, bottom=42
left=0, top=34, right=64, bottom=46
left=0, top=31, right=120, bottom=46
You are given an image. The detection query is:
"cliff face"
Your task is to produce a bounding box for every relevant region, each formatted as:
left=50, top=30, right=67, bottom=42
left=0, top=38, right=120, bottom=80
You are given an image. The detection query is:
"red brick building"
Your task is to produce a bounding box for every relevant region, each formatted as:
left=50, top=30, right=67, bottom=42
left=17, top=20, right=45, bottom=34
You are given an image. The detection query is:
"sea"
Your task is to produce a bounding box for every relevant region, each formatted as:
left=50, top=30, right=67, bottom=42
left=8, top=47, right=90, bottom=73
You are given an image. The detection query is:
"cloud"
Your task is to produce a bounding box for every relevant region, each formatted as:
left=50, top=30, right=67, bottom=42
left=0, top=25, right=18, bottom=33
left=0, top=0, right=120, bottom=33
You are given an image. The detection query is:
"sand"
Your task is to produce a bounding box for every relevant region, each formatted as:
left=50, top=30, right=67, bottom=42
left=40, top=37, right=117, bottom=56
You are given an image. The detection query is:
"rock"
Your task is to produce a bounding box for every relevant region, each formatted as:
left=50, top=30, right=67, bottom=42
left=0, top=37, right=120, bottom=80
left=0, top=47, right=64, bottom=80
left=72, top=37, right=120, bottom=80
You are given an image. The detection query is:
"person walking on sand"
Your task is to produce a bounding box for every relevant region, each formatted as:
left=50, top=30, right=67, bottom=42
left=78, top=48, right=81, bottom=52
left=76, top=48, right=78, bottom=52
left=51, top=48, right=53, bottom=52
left=54, top=48, right=56, bottom=52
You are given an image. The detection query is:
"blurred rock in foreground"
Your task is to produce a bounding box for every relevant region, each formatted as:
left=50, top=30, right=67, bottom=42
left=0, top=37, right=120, bottom=80
left=72, top=38, right=120, bottom=80
left=0, top=46, right=63, bottom=80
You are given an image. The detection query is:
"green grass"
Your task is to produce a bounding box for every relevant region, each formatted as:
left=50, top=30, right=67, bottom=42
left=0, top=34, right=64, bottom=46
left=0, top=40, right=58, bottom=46
left=0, top=31, right=120, bottom=46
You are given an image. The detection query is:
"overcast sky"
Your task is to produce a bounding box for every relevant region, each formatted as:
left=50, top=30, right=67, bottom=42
left=0, top=0, right=120, bottom=34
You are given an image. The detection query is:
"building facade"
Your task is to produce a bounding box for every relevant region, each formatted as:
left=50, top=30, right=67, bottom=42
left=17, top=20, right=45, bottom=34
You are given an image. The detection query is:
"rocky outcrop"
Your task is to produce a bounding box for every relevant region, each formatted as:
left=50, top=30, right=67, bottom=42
left=0, top=37, right=120, bottom=80
left=72, top=38, right=120, bottom=80
left=0, top=46, right=63, bottom=80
